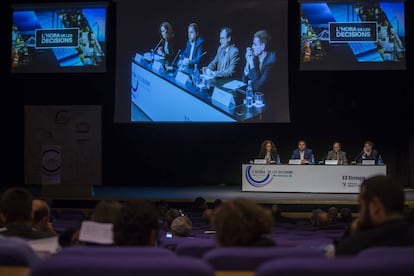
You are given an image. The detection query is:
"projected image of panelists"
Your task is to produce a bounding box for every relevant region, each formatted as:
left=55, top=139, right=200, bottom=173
left=11, top=3, right=107, bottom=73
left=300, top=1, right=405, bottom=68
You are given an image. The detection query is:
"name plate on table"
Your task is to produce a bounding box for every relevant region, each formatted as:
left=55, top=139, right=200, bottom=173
left=152, top=61, right=163, bottom=72
left=325, top=160, right=339, bottom=165
left=134, top=53, right=143, bottom=63
left=362, top=159, right=376, bottom=165
left=143, top=52, right=153, bottom=62
left=288, top=159, right=302, bottom=165
left=253, top=159, right=267, bottom=164
left=212, top=87, right=235, bottom=108
left=175, top=71, right=191, bottom=85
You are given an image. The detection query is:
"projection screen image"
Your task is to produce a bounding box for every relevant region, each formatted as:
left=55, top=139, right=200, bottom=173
left=11, top=2, right=108, bottom=73
left=114, top=0, right=290, bottom=123
left=299, top=0, right=406, bottom=70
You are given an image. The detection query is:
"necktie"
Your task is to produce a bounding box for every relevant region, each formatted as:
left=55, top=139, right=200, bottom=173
left=219, top=48, right=227, bottom=71
left=189, top=43, right=195, bottom=60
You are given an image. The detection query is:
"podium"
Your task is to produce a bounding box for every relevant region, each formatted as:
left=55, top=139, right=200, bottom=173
left=242, top=164, right=387, bottom=193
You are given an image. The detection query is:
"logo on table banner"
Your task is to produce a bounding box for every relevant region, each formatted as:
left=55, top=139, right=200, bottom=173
left=245, top=165, right=273, bottom=187
left=341, top=175, right=366, bottom=188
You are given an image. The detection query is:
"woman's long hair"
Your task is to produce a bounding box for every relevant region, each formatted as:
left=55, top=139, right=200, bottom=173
left=258, top=140, right=277, bottom=157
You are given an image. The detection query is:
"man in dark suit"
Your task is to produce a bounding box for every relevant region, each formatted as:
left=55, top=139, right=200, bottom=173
left=335, top=175, right=414, bottom=255
left=290, top=139, right=314, bottom=164
left=243, top=29, right=276, bottom=93
left=354, top=140, right=379, bottom=164
left=204, top=27, right=240, bottom=78
left=0, top=187, right=56, bottom=240
left=326, top=141, right=348, bottom=165
left=179, top=22, right=205, bottom=70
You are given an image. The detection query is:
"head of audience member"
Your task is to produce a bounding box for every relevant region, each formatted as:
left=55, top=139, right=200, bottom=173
left=187, top=23, right=199, bottom=43
left=252, top=29, right=271, bottom=57
left=356, top=175, right=405, bottom=231
left=193, top=196, right=208, bottom=212
left=159, top=21, right=174, bottom=41
left=32, top=198, right=56, bottom=235
left=213, top=198, right=223, bottom=209
left=271, top=204, right=282, bottom=217
left=165, top=208, right=181, bottom=231
left=212, top=198, right=274, bottom=247
left=156, top=200, right=169, bottom=217
left=58, top=228, right=80, bottom=247
left=318, top=210, right=331, bottom=227
left=219, top=27, right=232, bottom=49
left=403, top=207, right=414, bottom=223
left=260, top=139, right=277, bottom=156
left=90, top=199, right=122, bottom=224
left=170, top=216, right=192, bottom=237
left=310, top=209, right=331, bottom=227
left=297, top=140, right=307, bottom=152
left=328, top=206, right=338, bottom=218
left=113, top=200, right=159, bottom=246
left=202, top=208, right=213, bottom=224
left=1, top=187, right=33, bottom=226
left=340, top=208, right=353, bottom=222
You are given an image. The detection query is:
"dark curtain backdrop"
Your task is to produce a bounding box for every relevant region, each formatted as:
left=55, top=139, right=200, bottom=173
left=1, top=0, right=413, bottom=188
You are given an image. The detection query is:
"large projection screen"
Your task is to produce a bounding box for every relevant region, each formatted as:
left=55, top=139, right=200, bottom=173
left=114, top=0, right=290, bottom=123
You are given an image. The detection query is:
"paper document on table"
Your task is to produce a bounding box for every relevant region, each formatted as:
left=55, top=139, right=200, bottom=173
left=78, top=220, right=114, bottom=245
left=27, top=236, right=61, bottom=256
left=222, top=80, right=246, bottom=90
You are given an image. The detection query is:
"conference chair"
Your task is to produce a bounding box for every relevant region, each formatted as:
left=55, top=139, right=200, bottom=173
left=0, top=237, right=41, bottom=276
left=356, top=246, right=414, bottom=258
left=255, top=256, right=414, bottom=276
left=30, top=255, right=215, bottom=276
left=56, top=245, right=177, bottom=258
left=202, top=247, right=325, bottom=276
left=175, top=238, right=215, bottom=258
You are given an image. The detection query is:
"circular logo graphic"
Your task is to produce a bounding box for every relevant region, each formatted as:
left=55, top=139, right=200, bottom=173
left=245, top=165, right=273, bottom=187
left=42, top=148, right=61, bottom=175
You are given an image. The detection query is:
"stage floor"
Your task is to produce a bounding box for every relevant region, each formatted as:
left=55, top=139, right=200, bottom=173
left=92, top=185, right=414, bottom=206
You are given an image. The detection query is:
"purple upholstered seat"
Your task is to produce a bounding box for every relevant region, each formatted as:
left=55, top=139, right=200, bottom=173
left=30, top=255, right=215, bottom=276
left=255, top=256, right=414, bottom=276
left=202, top=247, right=325, bottom=271
left=0, top=236, right=41, bottom=266
left=175, top=238, right=215, bottom=258
left=159, top=236, right=197, bottom=251
left=357, top=246, right=414, bottom=258
left=57, top=245, right=177, bottom=257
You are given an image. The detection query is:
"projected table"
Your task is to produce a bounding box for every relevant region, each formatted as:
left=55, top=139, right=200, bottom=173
left=242, top=164, right=387, bottom=193
left=131, top=57, right=266, bottom=122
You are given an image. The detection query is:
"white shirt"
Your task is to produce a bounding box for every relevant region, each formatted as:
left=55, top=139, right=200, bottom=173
left=299, top=151, right=305, bottom=160
left=189, top=42, right=195, bottom=60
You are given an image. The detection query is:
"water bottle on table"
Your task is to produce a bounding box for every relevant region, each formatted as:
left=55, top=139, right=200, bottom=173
left=377, top=155, right=384, bottom=165
left=276, top=154, right=281, bottom=165
left=245, top=80, right=253, bottom=108
left=192, top=64, right=200, bottom=86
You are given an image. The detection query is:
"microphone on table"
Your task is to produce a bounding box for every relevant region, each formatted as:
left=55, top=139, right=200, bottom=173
left=190, top=51, right=207, bottom=64
left=353, top=150, right=364, bottom=163
left=150, top=38, right=163, bottom=60
left=166, top=49, right=181, bottom=72
left=197, top=51, right=207, bottom=59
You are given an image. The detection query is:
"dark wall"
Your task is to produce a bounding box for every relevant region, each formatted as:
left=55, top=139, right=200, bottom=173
left=2, top=0, right=413, bottom=189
